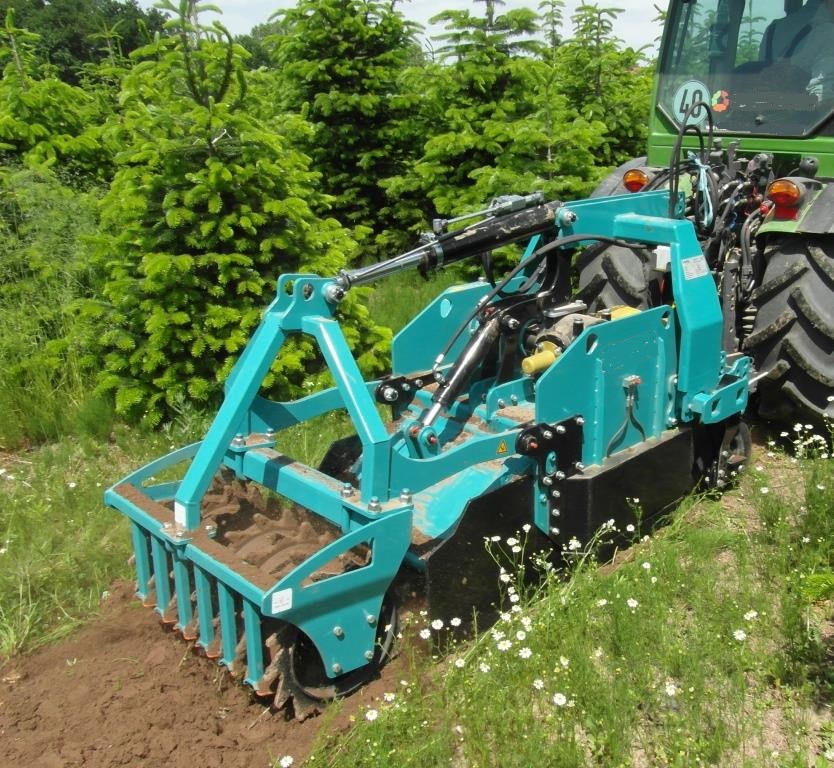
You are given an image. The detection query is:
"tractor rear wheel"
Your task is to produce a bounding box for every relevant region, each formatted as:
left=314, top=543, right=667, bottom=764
left=575, top=242, right=653, bottom=312
left=743, top=236, right=834, bottom=426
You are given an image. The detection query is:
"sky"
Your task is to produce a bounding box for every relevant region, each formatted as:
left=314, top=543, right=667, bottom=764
left=137, top=1, right=663, bottom=52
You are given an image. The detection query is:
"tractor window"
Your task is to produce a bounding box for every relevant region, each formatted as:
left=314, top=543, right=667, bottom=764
left=657, top=0, right=834, bottom=137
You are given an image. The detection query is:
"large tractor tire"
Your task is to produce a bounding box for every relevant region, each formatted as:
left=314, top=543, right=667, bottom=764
left=575, top=242, right=653, bottom=312
left=743, top=236, right=834, bottom=426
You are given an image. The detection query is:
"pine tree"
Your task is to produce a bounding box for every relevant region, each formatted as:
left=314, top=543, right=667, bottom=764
left=399, top=3, right=541, bottom=215
left=0, top=9, right=109, bottom=181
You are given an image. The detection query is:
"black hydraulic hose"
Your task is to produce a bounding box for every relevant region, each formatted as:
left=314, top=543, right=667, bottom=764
left=740, top=207, right=764, bottom=295
left=667, top=101, right=715, bottom=219
left=434, top=233, right=632, bottom=370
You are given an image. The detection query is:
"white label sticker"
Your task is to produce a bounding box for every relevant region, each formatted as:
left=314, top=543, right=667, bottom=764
left=174, top=501, right=187, bottom=527
left=271, top=588, right=293, bottom=614
left=681, top=255, right=709, bottom=280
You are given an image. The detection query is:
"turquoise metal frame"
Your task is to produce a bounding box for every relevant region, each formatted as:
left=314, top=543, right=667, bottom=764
left=106, top=189, right=751, bottom=691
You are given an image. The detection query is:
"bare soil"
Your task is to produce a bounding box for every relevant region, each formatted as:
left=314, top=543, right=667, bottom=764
left=0, top=580, right=402, bottom=768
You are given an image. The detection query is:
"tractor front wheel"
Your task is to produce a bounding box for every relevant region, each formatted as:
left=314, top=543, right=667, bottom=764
left=743, top=236, right=834, bottom=427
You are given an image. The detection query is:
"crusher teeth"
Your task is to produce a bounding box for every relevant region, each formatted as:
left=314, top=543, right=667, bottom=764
left=128, top=473, right=377, bottom=721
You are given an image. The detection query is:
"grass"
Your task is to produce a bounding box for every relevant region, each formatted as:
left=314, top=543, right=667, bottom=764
left=0, top=168, right=104, bottom=450
left=303, top=434, right=833, bottom=767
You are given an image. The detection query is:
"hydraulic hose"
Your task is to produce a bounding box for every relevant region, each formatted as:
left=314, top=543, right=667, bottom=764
left=423, top=232, right=633, bottom=428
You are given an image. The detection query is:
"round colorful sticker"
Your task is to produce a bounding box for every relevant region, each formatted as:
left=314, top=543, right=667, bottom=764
left=671, top=80, right=710, bottom=125
left=711, top=89, right=731, bottom=113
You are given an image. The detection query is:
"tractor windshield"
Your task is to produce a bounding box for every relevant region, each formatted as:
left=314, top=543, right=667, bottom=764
left=657, top=0, right=834, bottom=137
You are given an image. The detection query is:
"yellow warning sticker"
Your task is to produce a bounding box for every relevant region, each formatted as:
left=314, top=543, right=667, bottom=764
left=497, top=441, right=508, bottom=455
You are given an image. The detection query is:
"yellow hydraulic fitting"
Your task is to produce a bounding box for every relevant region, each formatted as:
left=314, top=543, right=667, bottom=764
left=521, top=341, right=559, bottom=376
left=610, top=305, right=641, bottom=320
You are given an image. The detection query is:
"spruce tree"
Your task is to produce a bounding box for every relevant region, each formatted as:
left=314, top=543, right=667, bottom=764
left=84, top=1, right=388, bottom=424
left=0, top=9, right=108, bottom=181
left=555, top=4, right=652, bottom=166
left=272, top=0, right=423, bottom=259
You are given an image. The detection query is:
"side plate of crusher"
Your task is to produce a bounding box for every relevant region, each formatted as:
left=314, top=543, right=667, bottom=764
left=105, top=189, right=752, bottom=718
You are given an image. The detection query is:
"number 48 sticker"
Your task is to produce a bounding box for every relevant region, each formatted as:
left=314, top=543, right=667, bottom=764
left=672, top=80, right=709, bottom=126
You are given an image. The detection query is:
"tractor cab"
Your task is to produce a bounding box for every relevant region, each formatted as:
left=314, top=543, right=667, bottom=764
left=651, top=0, right=834, bottom=173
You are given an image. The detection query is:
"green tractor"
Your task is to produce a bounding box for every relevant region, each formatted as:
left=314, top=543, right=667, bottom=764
left=579, top=0, right=834, bottom=427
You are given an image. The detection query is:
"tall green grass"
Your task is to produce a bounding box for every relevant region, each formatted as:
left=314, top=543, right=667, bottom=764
left=0, top=168, right=107, bottom=450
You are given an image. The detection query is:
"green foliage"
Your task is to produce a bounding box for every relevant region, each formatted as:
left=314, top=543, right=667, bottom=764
left=271, top=0, right=424, bottom=258
left=84, top=2, right=389, bottom=425
left=0, top=0, right=167, bottom=83
left=387, top=2, right=613, bottom=220
left=0, top=167, right=105, bottom=448
left=0, top=9, right=111, bottom=181
left=556, top=4, right=653, bottom=165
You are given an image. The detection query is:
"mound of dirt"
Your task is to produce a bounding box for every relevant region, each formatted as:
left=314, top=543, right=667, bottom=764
left=0, top=581, right=398, bottom=768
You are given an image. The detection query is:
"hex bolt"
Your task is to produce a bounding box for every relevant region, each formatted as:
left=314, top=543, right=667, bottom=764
left=542, top=429, right=553, bottom=440
left=556, top=425, right=566, bottom=435
left=575, top=416, right=585, bottom=426
left=497, top=399, right=506, bottom=409
left=382, top=386, right=399, bottom=403
left=542, top=475, right=553, bottom=487
left=368, top=497, right=382, bottom=513
left=341, top=482, right=354, bottom=498
left=667, top=417, right=678, bottom=427
left=554, top=471, right=566, bottom=481
left=510, top=395, right=518, bottom=405
left=539, top=494, right=548, bottom=504
left=551, top=489, right=561, bottom=499
left=399, top=489, right=413, bottom=504
left=204, top=523, right=217, bottom=537
left=332, top=663, right=342, bottom=675
left=550, top=527, right=561, bottom=536
left=333, top=626, right=344, bottom=638
left=231, top=434, right=246, bottom=448
left=415, top=378, right=424, bottom=388
left=265, top=428, right=276, bottom=440
left=367, top=615, right=377, bottom=626
left=551, top=507, right=561, bottom=517
left=364, top=650, right=374, bottom=661
left=575, top=462, right=585, bottom=471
